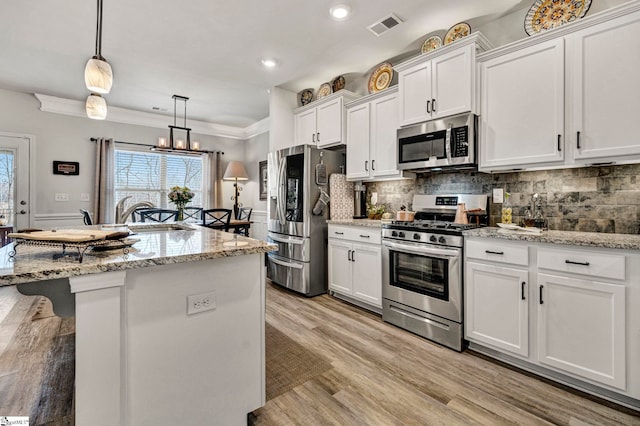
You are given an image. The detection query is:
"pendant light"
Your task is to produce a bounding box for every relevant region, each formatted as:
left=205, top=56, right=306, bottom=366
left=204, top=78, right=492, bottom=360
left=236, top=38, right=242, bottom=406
left=86, top=93, right=107, bottom=120
left=84, top=0, right=113, bottom=94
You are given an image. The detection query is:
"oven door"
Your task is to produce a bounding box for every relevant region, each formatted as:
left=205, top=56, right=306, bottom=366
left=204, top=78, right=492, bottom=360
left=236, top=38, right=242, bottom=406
left=382, top=239, right=462, bottom=322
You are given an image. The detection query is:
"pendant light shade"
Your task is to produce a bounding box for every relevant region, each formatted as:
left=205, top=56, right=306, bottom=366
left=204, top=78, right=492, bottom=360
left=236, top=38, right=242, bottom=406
left=86, top=93, right=107, bottom=120
left=84, top=57, right=113, bottom=94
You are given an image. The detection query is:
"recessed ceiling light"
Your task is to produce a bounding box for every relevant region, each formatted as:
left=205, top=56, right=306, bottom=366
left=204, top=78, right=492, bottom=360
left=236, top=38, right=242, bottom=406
left=330, top=4, right=351, bottom=20
left=261, top=58, right=278, bottom=68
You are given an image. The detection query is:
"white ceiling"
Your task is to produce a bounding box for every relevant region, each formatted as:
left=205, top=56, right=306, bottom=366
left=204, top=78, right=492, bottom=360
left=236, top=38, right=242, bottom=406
left=0, top=0, right=527, bottom=128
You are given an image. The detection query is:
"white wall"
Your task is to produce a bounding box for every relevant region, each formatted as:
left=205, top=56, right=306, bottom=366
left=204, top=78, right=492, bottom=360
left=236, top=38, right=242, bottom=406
left=0, top=88, right=262, bottom=227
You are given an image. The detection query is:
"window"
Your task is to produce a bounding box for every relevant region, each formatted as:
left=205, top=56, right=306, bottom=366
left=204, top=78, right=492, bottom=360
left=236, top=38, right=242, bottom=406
left=114, top=148, right=206, bottom=208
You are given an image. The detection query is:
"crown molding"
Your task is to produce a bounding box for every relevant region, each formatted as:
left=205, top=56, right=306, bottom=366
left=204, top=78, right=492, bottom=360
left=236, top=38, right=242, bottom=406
left=34, top=93, right=269, bottom=140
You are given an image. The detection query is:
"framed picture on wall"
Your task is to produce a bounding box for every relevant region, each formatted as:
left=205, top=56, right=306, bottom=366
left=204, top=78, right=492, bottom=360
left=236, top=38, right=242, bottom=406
left=259, top=160, right=267, bottom=200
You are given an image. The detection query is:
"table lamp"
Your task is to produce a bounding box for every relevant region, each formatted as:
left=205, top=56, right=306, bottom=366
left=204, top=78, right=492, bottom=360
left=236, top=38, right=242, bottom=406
left=223, top=161, right=248, bottom=219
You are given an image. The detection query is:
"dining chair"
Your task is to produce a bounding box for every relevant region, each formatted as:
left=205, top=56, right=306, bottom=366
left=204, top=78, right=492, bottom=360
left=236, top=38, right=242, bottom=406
left=201, top=208, right=232, bottom=232
left=79, top=209, right=93, bottom=225
left=234, top=207, right=252, bottom=236
left=182, top=206, right=203, bottom=222
left=138, top=208, right=178, bottom=223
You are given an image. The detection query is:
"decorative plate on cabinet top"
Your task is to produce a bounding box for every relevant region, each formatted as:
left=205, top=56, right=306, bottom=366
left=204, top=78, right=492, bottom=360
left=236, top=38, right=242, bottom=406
left=316, top=83, right=332, bottom=99
left=421, top=35, right=442, bottom=53
left=524, top=0, right=592, bottom=36
left=299, top=88, right=314, bottom=106
left=444, top=22, right=471, bottom=45
left=331, top=75, right=346, bottom=92
left=368, top=62, right=393, bottom=94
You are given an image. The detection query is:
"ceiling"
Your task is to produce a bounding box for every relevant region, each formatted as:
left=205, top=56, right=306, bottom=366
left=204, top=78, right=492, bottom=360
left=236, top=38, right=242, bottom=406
left=0, top=0, right=526, bottom=129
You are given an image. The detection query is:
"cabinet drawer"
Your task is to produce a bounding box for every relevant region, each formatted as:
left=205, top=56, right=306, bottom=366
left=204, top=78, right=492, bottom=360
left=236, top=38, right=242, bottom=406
left=328, top=225, right=381, bottom=244
left=538, top=247, right=625, bottom=281
left=466, top=239, right=529, bottom=266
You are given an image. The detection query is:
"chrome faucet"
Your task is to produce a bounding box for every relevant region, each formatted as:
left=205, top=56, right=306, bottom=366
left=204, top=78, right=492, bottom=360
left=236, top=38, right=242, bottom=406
left=115, top=196, right=155, bottom=223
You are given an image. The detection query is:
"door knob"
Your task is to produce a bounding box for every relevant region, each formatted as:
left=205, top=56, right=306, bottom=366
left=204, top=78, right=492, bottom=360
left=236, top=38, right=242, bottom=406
left=19, top=210, right=26, bottom=214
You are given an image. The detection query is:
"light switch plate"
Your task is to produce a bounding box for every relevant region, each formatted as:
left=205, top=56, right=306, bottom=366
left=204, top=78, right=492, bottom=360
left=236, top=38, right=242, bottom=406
left=493, top=188, right=504, bottom=204
left=54, top=193, right=69, bottom=202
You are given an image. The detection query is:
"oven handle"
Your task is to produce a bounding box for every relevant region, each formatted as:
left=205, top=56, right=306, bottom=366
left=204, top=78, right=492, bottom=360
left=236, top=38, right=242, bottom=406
left=383, top=240, right=461, bottom=258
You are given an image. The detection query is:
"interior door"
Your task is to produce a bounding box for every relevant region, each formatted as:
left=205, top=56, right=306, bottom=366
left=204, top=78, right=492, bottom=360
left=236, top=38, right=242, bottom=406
left=0, top=134, right=31, bottom=230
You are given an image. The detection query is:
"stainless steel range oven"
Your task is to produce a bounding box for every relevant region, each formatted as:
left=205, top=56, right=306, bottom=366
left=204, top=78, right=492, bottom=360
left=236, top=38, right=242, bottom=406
left=382, top=194, right=489, bottom=351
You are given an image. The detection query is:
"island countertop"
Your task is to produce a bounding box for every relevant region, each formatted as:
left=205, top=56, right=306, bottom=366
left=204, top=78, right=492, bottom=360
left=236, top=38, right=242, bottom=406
left=0, top=223, right=277, bottom=286
left=464, top=227, right=640, bottom=250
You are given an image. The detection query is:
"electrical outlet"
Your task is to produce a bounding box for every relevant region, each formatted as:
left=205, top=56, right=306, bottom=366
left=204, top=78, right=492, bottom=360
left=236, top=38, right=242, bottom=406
left=187, top=291, right=216, bottom=315
left=54, top=193, right=69, bottom=202
left=80, top=193, right=90, bottom=202
left=492, top=188, right=504, bottom=204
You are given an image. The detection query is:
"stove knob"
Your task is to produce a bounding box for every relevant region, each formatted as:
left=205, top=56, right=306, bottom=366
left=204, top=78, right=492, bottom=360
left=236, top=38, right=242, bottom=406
left=429, top=235, right=437, bottom=242
left=438, top=236, right=447, bottom=244
left=398, top=232, right=406, bottom=238
left=413, top=233, right=421, bottom=241
left=391, top=231, right=398, bottom=237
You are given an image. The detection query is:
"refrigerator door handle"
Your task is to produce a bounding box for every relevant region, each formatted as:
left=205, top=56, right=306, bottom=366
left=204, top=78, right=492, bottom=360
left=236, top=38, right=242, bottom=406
left=269, top=233, right=304, bottom=245
left=270, top=256, right=304, bottom=269
left=277, top=158, right=287, bottom=225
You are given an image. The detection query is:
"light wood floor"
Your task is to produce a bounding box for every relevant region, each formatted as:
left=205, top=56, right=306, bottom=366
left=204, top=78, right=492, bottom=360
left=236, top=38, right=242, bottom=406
left=1, top=283, right=639, bottom=425
left=254, top=282, right=640, bottom=425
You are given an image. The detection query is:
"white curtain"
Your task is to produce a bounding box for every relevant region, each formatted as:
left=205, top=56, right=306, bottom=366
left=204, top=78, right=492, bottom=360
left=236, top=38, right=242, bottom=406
left=93, top=138, right=115, bottom=224
left=208, top=152, right=223, bottom=208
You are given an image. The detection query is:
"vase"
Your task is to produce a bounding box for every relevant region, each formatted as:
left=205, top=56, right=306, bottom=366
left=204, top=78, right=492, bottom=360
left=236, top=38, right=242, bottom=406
left=176, top=204, right=185, bottom=221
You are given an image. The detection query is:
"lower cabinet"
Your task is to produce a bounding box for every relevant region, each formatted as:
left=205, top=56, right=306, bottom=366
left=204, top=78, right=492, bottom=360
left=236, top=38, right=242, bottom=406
left=465, top=261, right=529, bottom=357
left=328, top=225, right=382, bottom=311
left=464, top=236, right=635, bottom=404
left=537, top=272, right=626, bottom=390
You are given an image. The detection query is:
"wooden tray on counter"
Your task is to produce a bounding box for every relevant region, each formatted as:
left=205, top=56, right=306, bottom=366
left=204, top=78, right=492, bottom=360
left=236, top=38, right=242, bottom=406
left=8, top=229, right=120, bottom=243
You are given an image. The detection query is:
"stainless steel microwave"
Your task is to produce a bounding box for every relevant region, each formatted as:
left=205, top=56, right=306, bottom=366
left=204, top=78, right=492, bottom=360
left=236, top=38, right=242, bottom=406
left=397, top=113, right=477, bottom=172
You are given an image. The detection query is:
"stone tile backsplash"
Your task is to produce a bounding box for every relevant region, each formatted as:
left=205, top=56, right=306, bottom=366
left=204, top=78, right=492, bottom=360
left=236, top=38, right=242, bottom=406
left=366, top=164, right=640, bottom=234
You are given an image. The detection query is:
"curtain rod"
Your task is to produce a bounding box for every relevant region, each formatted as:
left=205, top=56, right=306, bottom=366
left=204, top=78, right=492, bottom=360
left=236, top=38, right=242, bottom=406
left=89, top=137, right=224, bottom=155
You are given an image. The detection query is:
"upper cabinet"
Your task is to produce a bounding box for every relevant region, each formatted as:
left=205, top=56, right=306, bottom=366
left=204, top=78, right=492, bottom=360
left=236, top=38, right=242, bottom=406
left=479, top=3, right=640, bottom=172
left=294, top=91, right=359, bottom=148
left=345, top=88, right=415, bottom=181
left=395, top=33, right=493, bottom=127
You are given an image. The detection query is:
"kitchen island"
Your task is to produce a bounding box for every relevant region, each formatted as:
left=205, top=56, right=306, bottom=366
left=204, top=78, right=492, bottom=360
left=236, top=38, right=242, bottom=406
left=1, top=223, right=276, bottom=426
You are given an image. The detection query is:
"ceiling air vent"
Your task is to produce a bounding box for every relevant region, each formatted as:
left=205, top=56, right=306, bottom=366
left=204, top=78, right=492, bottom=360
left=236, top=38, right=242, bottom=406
left=367, top=13, right=403, bottom=37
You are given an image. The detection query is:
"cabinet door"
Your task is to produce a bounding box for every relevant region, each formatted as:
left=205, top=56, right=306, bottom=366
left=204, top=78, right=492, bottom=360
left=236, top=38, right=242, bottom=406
left=351, top=243, right=382, bottom=308
left=370, top=92, right=400, bottom=178
left=328, top=240, right=353, bottom=295
left=346, top=103, right=371, bottom=180
left=571, top=11, right=640, bottom=161
left=537, top=273, right=626, bottom=390
left=398, top=61, right=431, bottom=126
left=479, top=38, right=565, bottom=171
left=465, top=261, right=529, bottom=357
left=316, top=98, right=343, bottom=147
left=431, top=44, right=473, bottom=119
left=295, top=108, right=317, bottom=146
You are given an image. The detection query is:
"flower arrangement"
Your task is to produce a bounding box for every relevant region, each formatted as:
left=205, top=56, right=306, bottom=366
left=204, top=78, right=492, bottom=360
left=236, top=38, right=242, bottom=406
left=168, top=186, right=194, bottom=220
left=366, top=203, right=386, bottom=220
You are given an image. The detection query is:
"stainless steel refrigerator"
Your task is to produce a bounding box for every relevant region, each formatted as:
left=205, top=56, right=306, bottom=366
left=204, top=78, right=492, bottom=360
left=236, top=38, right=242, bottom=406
left=266, top=144, right=343, bottom=296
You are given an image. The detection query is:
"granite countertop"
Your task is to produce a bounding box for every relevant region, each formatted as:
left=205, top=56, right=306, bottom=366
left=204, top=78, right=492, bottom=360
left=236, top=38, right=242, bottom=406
left=327, top=219, right=386, bottom=228
left=0, top=223, right=277, bottom=286
left=464, top=227, right=640, bottom=250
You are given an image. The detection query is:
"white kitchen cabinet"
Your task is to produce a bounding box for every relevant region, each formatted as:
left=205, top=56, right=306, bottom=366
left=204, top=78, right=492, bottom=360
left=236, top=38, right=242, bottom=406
left=346, top=88, right=414, bottom=181
left=537, top=273, right=626, bottom=390
left=328, top=224, right=382, bottom=311
left=465, top=261, right=529, bottom=357
left=479, top=38, right=565, bottom=170
left=570, top=10, right=640, bottom=162
left=294, top=91, right=359, bottom=148
left=465, top=234, right=638, bottom=406
left=396, top=33, right=492, bottom=127
left=465, top=238, right=530, bottom=357
left=479, top=3, right=640, bottom=172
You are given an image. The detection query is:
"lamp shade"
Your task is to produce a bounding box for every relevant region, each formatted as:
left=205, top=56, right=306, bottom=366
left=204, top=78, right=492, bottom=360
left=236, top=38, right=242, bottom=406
left=86, top=93, right=107, bottom=120
left=84, top=57, right=113, bottom=94
left=223, top=161, right=248, bottom=180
